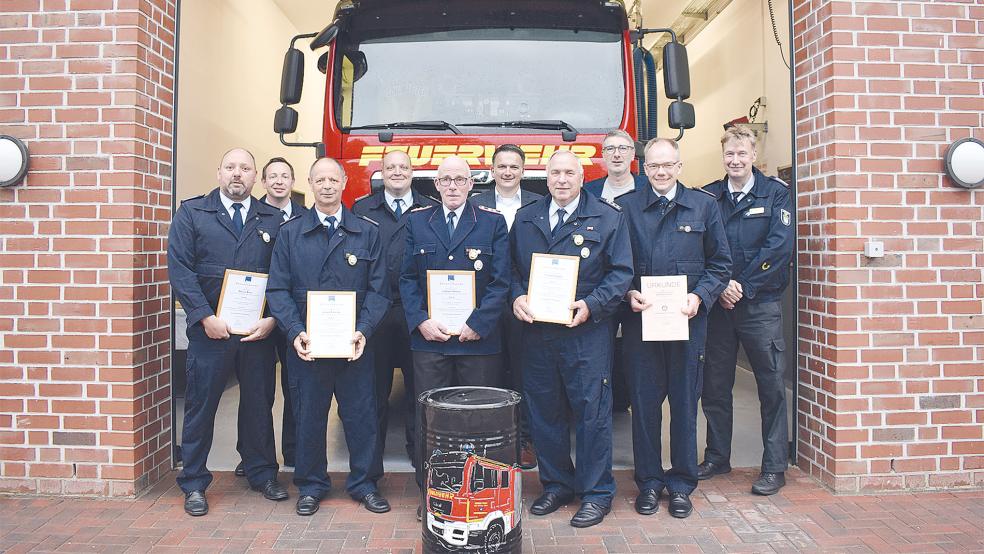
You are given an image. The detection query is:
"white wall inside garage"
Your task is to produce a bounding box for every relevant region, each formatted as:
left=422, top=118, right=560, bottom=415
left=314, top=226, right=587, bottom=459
left=175, top=0, right=334, bottom=203
left=657, top=0, right=793, bottom=187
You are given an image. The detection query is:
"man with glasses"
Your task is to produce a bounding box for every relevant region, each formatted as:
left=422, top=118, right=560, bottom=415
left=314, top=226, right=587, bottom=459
left=698, top=125, right=793, bottom=495
left=400, top=156, right=510, bottom=509
left=619, top=138, right=731, bottom=519
left=353, top=150, right=437, bottom=478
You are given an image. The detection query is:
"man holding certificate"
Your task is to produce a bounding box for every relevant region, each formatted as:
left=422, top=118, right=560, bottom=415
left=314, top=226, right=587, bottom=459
left=509, top=150, right=633, bottom=528
left=619, top=138, right=732, bottom=519
left=266, top=157, right=392, bottom=517
left=168, top=147, right=287, bottom=516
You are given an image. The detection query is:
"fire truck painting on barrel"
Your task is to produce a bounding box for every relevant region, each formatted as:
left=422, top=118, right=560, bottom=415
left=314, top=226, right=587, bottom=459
left=426, top=450, right=521, bottom=553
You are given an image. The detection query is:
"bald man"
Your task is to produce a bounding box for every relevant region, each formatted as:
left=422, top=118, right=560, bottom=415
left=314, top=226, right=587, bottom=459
left=509, top=150, right=633, bottom=528
left=168, top=147, right=287, bottom=516
left=399, top=156, right=510, bottom=497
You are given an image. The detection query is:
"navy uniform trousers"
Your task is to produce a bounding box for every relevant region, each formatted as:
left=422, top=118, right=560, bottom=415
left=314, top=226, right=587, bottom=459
left=619, top=183, right=732, bottom=495
left=168, top=188, right=283, bottom=493
left=701, top=168, right=793, bottom=473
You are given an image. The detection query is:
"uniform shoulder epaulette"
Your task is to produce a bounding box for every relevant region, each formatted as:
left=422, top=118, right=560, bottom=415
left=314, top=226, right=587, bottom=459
left=769, top=176, right=790, bottom=188
left=424, top=194, right=440, bottom=204
left=696, top=187, right=716, bottom=197
left=352, top=192, right=372, bottom=204
left=411, top=204, right=435, bottom=212
left=359, top=214, right=379, bottom=226
left=181, top=193, right=205, bottom=203
left=280, top=214, right=302, bottom=226
left=478, top=205, right=501, bottom=214
left=600, top=196, right=622, bottom=211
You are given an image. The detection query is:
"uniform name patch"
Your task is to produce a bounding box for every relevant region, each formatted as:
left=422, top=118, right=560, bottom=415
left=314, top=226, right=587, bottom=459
left=745, top=207, right=765, bottom=216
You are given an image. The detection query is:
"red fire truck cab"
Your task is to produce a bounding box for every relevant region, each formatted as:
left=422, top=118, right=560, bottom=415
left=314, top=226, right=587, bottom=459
left=274, top=0, right=694, bottom=204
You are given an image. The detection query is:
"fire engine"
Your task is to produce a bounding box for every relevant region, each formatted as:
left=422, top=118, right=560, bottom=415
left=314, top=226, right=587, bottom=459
left=425, top=451, right=521, bottom=552
left=273, top=0, right=694, bottom=204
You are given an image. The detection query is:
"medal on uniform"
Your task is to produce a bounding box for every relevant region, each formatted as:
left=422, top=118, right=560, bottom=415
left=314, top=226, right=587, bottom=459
left=474, top=259, right=483, bottom=271
left=684, top=225, right=691, bottom=233
left=259, top=230, right=271, bottom=243
left=347, top=253, right=357, bottom=266
left=467, top=248, right=480, bottom=260
left=580, top=247, right=590, bottom=258
left=572, top=234, right=584, bottom=246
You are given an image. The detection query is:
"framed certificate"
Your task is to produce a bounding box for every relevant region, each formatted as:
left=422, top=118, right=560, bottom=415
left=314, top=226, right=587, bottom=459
left=527, top=253, right=580, bottom=325
left=426, top=270, right=476, bottom=335
left=306, top=291, right=357, bottom=359
left=640, top=275, right=689, bottom=341
left=215, top=269, right=268, bottom=335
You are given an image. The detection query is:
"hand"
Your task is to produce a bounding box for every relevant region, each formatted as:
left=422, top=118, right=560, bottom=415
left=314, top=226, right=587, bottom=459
left=512, top=295, right=534, bottom=323
left=418, top=319, right=451, bottom=342
left=293, top=331, right=313, bottom=361
left=241, top=317, right=276, bottom=342
left=458, top=323, right=481, bottom=342
left=348, top=331, right=367, bottom=362
left=202, top=315, right=230, bottom=340
left=720, top=280, right=743, bottom=305
left=681, top=293, right=701, bottom=319
left=719, top=297, right=736, bottom=310
left=626, top=290, right=651, bottom=313
left=568, top=299, right=590, bottom=328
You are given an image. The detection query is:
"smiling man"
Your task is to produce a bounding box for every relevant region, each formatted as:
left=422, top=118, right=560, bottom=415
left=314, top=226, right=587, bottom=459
left=266, top=157, right=391, bottom=517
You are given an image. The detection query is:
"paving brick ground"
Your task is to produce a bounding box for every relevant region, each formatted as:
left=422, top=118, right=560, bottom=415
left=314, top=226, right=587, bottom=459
left=1, top=468, right=982, bottom=553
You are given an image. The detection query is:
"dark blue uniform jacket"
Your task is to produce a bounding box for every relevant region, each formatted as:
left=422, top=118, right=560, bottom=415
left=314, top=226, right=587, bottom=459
left=702, top=167, right=793, bottom=303
left=619, top=183, right=732, bottom=311
left=266, top=206, right=390, bottom=344
left=510, top=193, right=633, bottom=324
left=168, top=188, right=282, bottom=327
left=400, top=200, right=511, bottom=355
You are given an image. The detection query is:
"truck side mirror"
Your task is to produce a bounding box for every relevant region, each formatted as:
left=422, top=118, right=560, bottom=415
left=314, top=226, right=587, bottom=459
left=274, top=106, right=298, bottom=134
left=662, top=42, right=690, bottom=100
left=280, top=48, right=305, bottom=105
left=668, top=101, right=695, bottom=130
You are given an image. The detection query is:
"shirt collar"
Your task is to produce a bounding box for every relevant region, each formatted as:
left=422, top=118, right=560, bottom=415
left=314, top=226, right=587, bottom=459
left=442, top=203, right=466, bottom=222
left=219, top=191, right=251, bottom=214
left=495, top=188, right=522, bottom=206
left=728, top=173, right=755, bottom=197
left=549, top=193, right=581, bottom=218
left=384, top=189, right=413, bottom=211
left=314, top=204, right=342, bottom=226
left=651, top=183, right=678, bottom=202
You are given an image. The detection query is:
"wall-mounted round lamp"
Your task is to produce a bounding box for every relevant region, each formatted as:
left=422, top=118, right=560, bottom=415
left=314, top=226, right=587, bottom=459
left=944, top=137, right=984, bottom=189
left=0, top=135, right=29, bottom=187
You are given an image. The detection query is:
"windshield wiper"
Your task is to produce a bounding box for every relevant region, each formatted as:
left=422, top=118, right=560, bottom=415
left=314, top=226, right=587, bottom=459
left=457, top=120, right=579, bottom=134
left=347, top=120, right=462, bottom=135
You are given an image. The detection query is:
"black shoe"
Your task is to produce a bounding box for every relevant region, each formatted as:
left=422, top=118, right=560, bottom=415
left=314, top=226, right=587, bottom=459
left=416, top=505, right=423, bottom=521
left=570, top=501, right=610, bottom=528
left=234, top=462, right=245, bottom=477
left=296, top=495, right=320, bottom=516
left=360, top=491, right=391, bottom=513
left=634, top=488, right=662, bottom=515
left=252, top=479, right=288, bottom=501
left=184, top=490, right=208, bottom=516
left=530, top=491, right=574, bottom=516
left=751, top=472, right=786, bottom=496
left=667, top=492, right=692, bottom=519
left=696, top=460, right=731, bottom=481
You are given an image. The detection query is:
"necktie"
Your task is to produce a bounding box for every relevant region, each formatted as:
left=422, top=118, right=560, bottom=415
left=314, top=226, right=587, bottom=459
left=552, top=208, right=567, bottom=236
left=655, top=196, right=668, bottom=216
left=281, top=209, right=288, bottom=222
left=325, top=215, right=337, bottom=238
left=732, top=191, right=742, bottom=205
left=393, top=198, right=404, bottom=218
left=447, top=211, right=457, bottom=239
left=231, top=203, right=244, bottom=236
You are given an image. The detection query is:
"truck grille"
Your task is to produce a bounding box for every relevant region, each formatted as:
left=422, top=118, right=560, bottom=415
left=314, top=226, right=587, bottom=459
left=428, top=497, right=452, bottom=515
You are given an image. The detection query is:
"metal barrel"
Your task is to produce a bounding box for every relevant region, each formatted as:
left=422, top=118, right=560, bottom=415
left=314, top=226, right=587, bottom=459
left=419, top=386, right=522, bottom=554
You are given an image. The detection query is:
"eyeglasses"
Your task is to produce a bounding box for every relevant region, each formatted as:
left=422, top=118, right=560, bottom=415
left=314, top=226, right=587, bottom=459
left=602, top=145, right=635, bottom=154
left=644, top=162, right=680, bottom=171
left=435, top=176, right=471, bottom=187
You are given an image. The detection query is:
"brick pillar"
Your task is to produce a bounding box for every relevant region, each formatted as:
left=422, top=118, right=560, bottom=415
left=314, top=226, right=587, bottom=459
left=793, top=0, right=983, bottom=492
left=0, top=0, right=176, bottom=496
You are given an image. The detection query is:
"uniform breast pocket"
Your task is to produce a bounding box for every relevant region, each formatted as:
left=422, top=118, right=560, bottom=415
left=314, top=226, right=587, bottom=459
left=465, top=244, right=492, bottom=272
left=673, top=221, right=705, bottom=254
left=346, top=248, right=373, bottom=285
left=742, top=206, right=772, bottom=241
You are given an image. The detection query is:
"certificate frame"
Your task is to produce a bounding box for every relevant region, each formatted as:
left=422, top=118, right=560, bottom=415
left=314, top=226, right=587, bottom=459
left=527, top=253, right=580, bottom=325
left=426, top=270, right=476, bottom=336
left=306, top=290, right=357, bottom=359
left=215, top=269, right=268, bottom=335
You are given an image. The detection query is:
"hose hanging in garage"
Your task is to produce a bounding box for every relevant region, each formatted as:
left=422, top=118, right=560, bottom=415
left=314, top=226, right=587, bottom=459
left=633, top=46, right=647, bottom=140
left=642, top=47, right=658, bottom=141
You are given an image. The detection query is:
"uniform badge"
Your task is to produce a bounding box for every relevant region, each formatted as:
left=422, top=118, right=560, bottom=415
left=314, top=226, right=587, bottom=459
left=781, top=209, right=791, bottom=226
left=761, top=261, right=771, bottom=271
left=347, top=254, right=358, bottom=266
left=258, top=229, right=271, bottom=243
left=573, top=234, right=584, bottom=246
left=580, top=247, right=590, bottom=258
left=474, top=260, right=484, bottom=271
left=467, top=248, right=481, bottom=260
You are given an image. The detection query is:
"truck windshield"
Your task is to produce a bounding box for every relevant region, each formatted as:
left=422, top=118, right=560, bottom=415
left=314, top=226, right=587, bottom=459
left=338, top=29, right=625, bottom=134
left=429, top=465, right=465, bottom=493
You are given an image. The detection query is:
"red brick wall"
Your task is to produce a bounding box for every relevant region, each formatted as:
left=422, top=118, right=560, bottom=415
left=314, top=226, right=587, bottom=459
left=0, top=0, right=176, bottom=496
left=793, top=0, right=984, bottom=492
